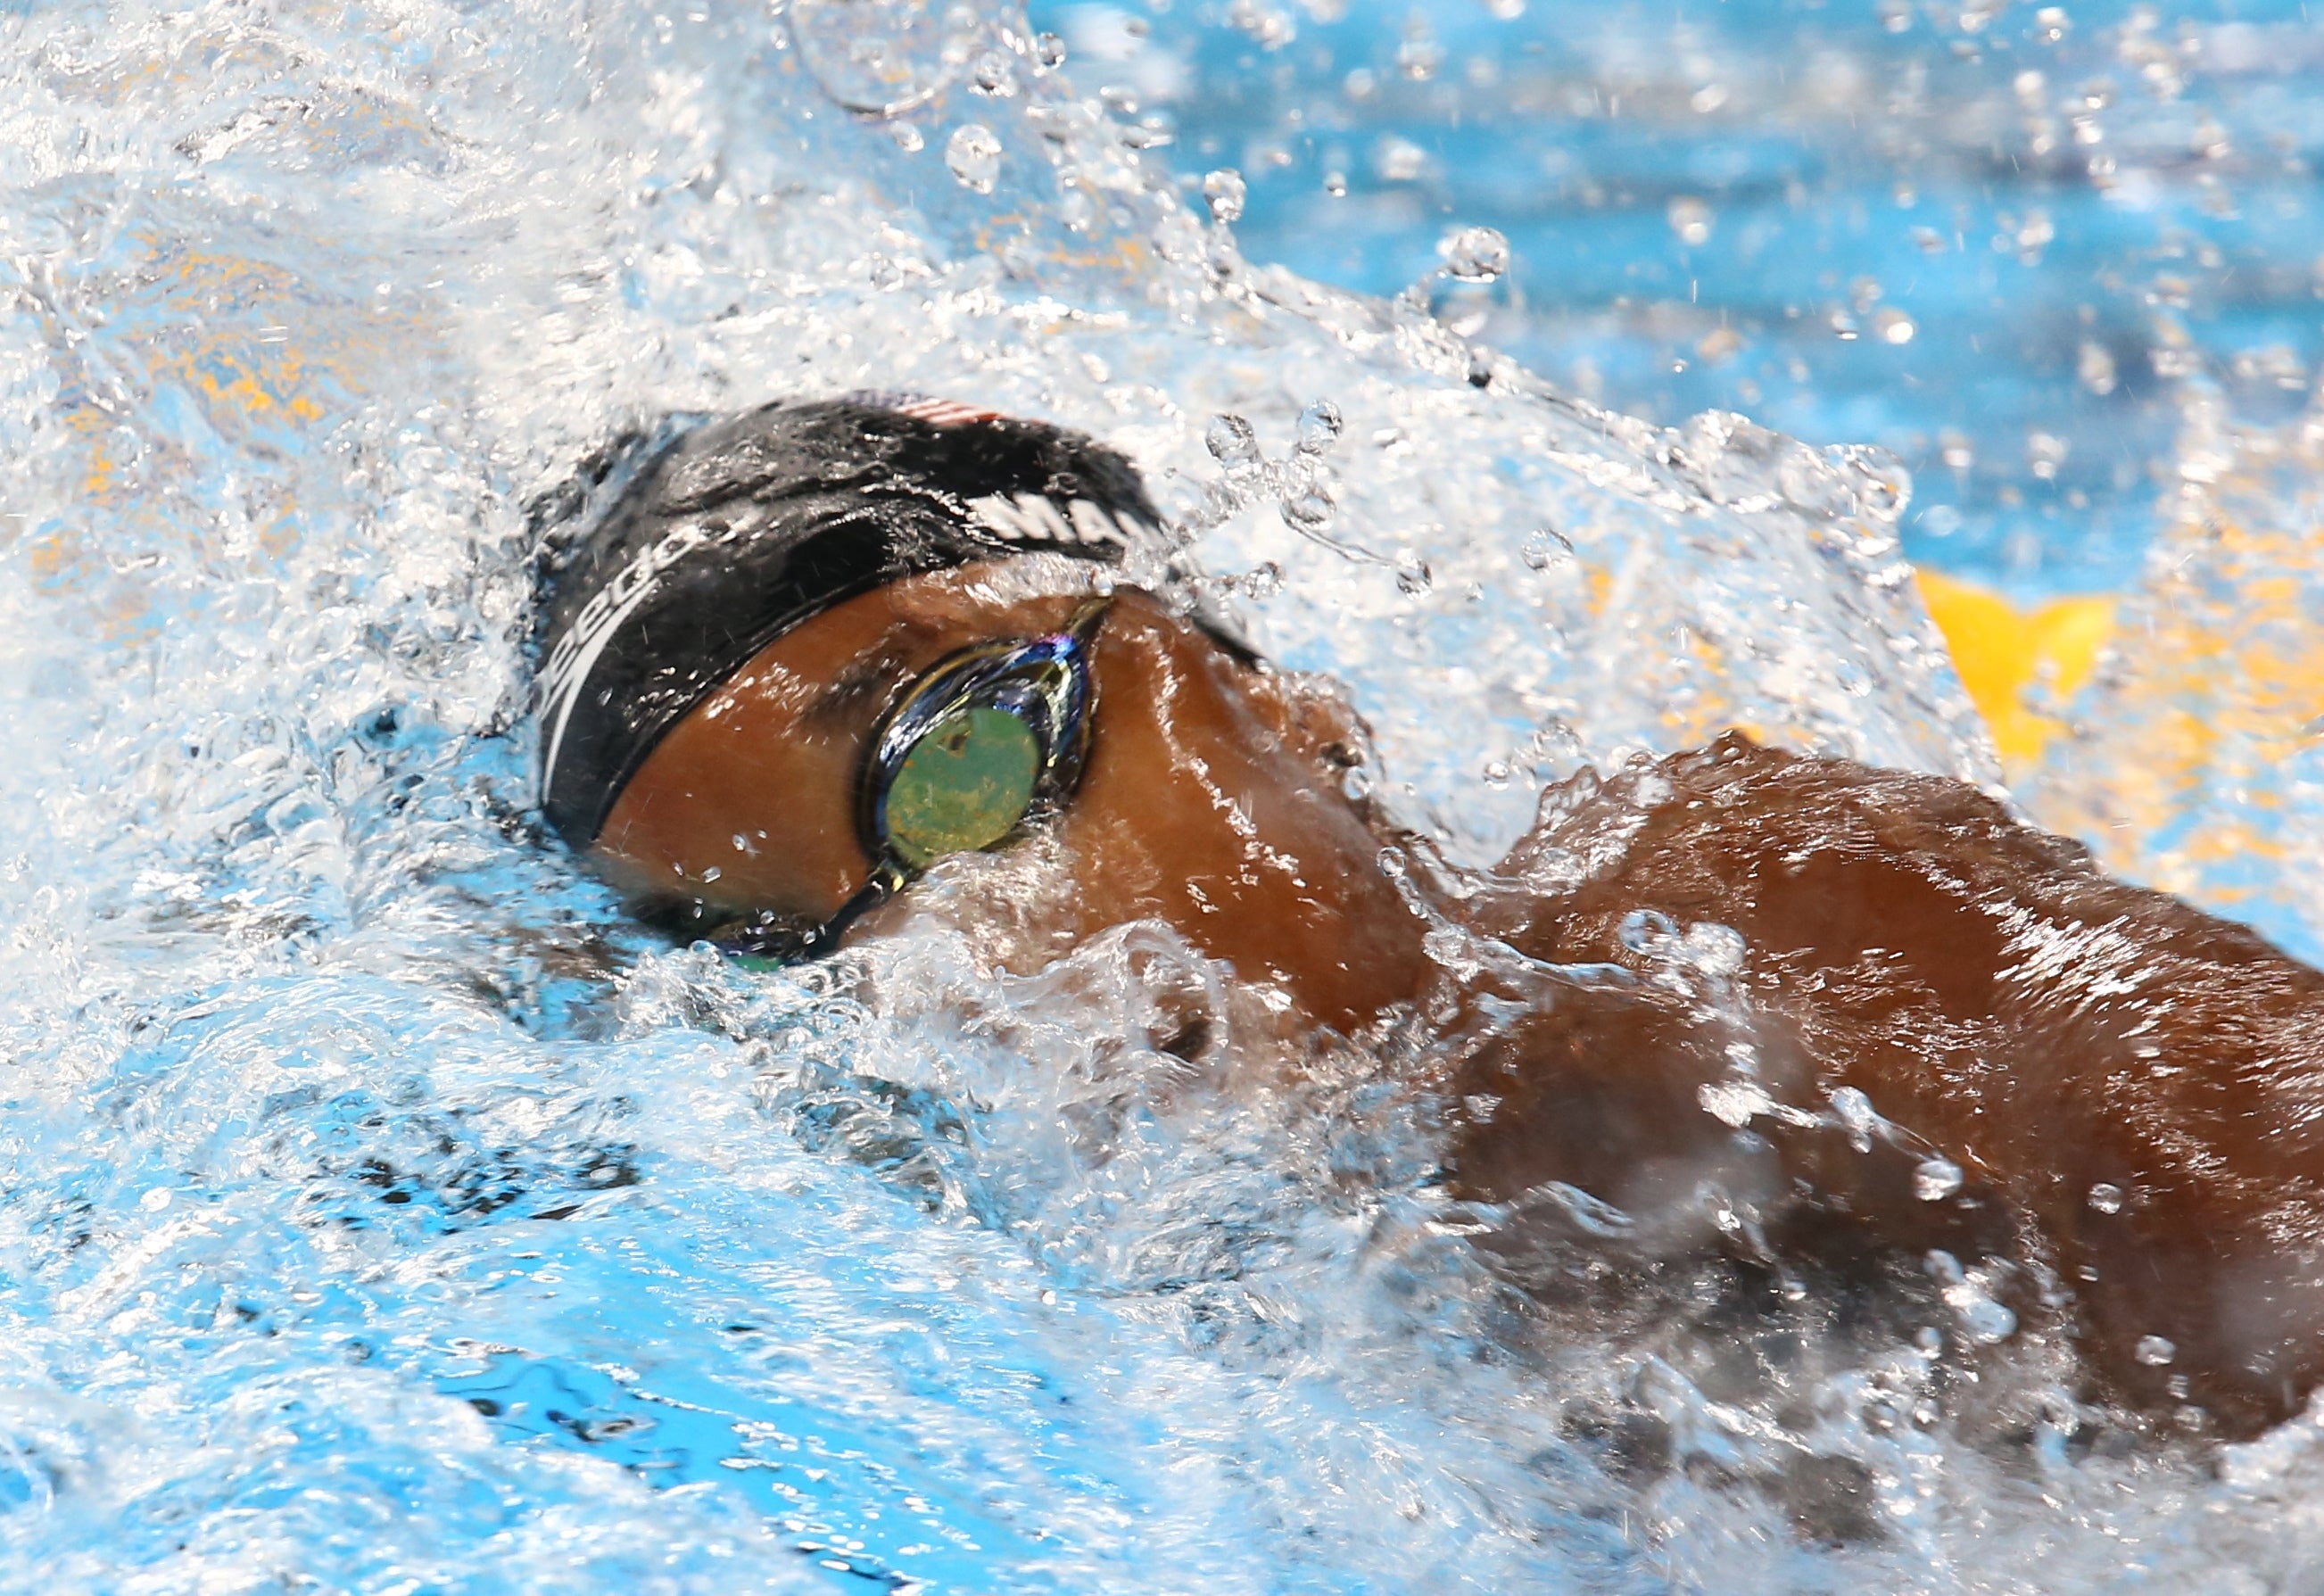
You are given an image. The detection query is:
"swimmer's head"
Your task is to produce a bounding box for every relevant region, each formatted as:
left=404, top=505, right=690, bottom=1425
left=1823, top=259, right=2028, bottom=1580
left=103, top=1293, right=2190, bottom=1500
left=535, top=393, right=1163, bottom=848
left=537, top=396, right=1431, bottom=1034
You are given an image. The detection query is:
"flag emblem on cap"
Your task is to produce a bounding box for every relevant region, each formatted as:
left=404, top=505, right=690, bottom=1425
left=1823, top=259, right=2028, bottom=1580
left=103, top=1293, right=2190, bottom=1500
left=844, top=391, right=1004, bottom=429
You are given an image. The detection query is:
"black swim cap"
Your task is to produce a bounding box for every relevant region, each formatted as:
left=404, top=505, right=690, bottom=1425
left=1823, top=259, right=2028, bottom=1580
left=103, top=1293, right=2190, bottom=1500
left=535, top=395, right=1166, bottom=848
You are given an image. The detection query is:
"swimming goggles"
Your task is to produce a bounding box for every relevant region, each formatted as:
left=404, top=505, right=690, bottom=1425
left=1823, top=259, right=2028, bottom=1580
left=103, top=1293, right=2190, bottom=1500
left=719, top=597, right=1111, bottom=964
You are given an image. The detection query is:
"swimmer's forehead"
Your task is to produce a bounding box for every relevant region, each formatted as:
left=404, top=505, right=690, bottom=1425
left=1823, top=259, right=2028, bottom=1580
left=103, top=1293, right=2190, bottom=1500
left=762, top=557, right=1121, bottom=724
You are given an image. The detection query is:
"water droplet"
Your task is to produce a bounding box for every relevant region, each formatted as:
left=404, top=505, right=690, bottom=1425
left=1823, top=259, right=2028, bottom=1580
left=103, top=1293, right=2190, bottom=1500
left=944, top=123, right=1002, bottom=193
left=1666, top=195, right=1714, bottom=247
left=2087, top=1181, right=2125, bottom=1214
left=1875, top=307, right=1916, bottom=344
left=889, top=121, right=925, bottom=153
left=1441, top=225, right=1509, bottom=283
left=1204, top=413, right=1261, bottom=467
left=791, top=0, right=977, bottom=116
left=1273, top=483, right=1329, bottom=533
left=1482, top=759, right=1512, bottom=786
left=970, top=49, right=1017, bottom=97
left=1914, top=1157, right=1964, bottom=1202
left=2078, top=339, right=2118, bottom=394
left=1294, top=399, right=1343, bottom=455
left=1034, top=31, right=1066, bottom=69
left=1961, top=1297, right=2018, bottom=1344
left=1394, top=553, right=1432, bottom=595
left=2025, top=429, right=2070, bottom=480
left=1322, top=170, right=1347, bottom=197
left=1521, top=526, right=1573, bottom=569
left=1375, top=135, right=1427, bottom=183
left=1202, top=168, right=1247, bottom=224
left=701, top=865, right=723, bottom=883
left=1422, top=924, right=1483, bottom=980
left=1280, top=488, right=1336, bottom=533
left=1697, top=326, right=1743, bottom=364
left=1240, top=561, right=1284, bottom=598
left=2136, top=1334, right=2177, bottom=1366
left=1698, top=1079, right=1775, bottom=1128
left=1617, top=907, right=1679, bottom=955
left=1395, top=26, right=1443, bottom=81
left=1680, top=922, right=1747, bottom=978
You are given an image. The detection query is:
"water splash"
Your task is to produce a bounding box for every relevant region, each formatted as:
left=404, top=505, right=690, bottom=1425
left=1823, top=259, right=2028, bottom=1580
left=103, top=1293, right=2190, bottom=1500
left=2, top=0, right=2322, bottom=1591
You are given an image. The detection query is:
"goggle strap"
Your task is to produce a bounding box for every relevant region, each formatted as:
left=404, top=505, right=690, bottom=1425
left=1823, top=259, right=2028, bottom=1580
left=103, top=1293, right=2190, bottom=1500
left=796, top=858, right=909, bottom=959
left=716, top=858, right=908, bottom=967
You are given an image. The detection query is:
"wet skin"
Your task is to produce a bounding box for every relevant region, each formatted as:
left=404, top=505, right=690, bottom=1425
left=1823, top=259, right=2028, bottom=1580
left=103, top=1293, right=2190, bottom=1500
left=593, top=563, right=2324, bottom=1440
left=598, top=565, right=1435, bottom=1037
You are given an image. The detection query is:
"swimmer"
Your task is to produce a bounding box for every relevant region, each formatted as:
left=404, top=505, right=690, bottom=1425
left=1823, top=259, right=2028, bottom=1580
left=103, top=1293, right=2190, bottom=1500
left=536, top=395, right=2324, bottom=1443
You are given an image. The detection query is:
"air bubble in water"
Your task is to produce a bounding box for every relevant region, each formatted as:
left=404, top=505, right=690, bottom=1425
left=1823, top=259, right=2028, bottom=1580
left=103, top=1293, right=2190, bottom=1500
left=2136, top=1335, right=2177, bottom=1366
left=1394, top=552, right=1432, bottom=594
left=1203, top=168, right=1247, bottom=224
left=1034, top=31, right=1066, bottom=69
left=970, top=49, right=1017, bottom=96
left=1205, top=413, right=1261, bottom=467
left=1914, top=1157, right=1964, bottom=1201
left=2087, top=1181, right=2125, bottom=1213
left=945, top=123, right=1002, bottom=193
left=1294, top=399, right=1343, bottom=454
left=1441, top=225, right=1509, bottom=283
left=1521, top=526, right=1573, bottom=569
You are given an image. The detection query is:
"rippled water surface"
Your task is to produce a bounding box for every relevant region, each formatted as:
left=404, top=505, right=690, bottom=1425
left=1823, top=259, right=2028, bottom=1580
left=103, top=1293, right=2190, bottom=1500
left=3, top=0, right=2323, bottom=1591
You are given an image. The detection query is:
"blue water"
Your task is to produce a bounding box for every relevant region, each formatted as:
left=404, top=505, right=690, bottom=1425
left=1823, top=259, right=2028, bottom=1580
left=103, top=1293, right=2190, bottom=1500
left=1040, top=0, right=2324, bottom=596
left=2, top=0, right=2322, bottom=1591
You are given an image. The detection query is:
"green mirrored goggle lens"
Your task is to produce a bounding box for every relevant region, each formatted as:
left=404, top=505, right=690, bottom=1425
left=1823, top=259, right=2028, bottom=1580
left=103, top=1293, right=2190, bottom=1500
left=881, top=706, right=1043, bottom=870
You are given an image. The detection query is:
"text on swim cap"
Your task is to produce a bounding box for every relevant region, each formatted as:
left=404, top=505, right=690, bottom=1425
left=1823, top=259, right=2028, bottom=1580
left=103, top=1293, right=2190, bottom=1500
left=967, top=492, right=1141, bottom=550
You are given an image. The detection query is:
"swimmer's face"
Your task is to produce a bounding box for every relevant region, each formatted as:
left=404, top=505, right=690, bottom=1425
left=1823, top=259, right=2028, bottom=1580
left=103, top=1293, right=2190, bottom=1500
left=591, top=562, right=1432, bottom=1034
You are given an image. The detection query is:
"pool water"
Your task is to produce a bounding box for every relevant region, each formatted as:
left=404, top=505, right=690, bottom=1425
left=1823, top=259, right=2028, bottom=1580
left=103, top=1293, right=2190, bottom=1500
left=1, top=0, right=2321, bottom=1592
left=1071, top=0, right=2324, bottom=598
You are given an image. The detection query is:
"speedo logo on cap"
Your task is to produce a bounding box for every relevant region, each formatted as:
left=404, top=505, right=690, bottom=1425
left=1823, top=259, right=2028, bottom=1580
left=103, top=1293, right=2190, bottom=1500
left=537, top=517, right=715, bottom=799
left=966, top=492, right=1142, bottom=551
